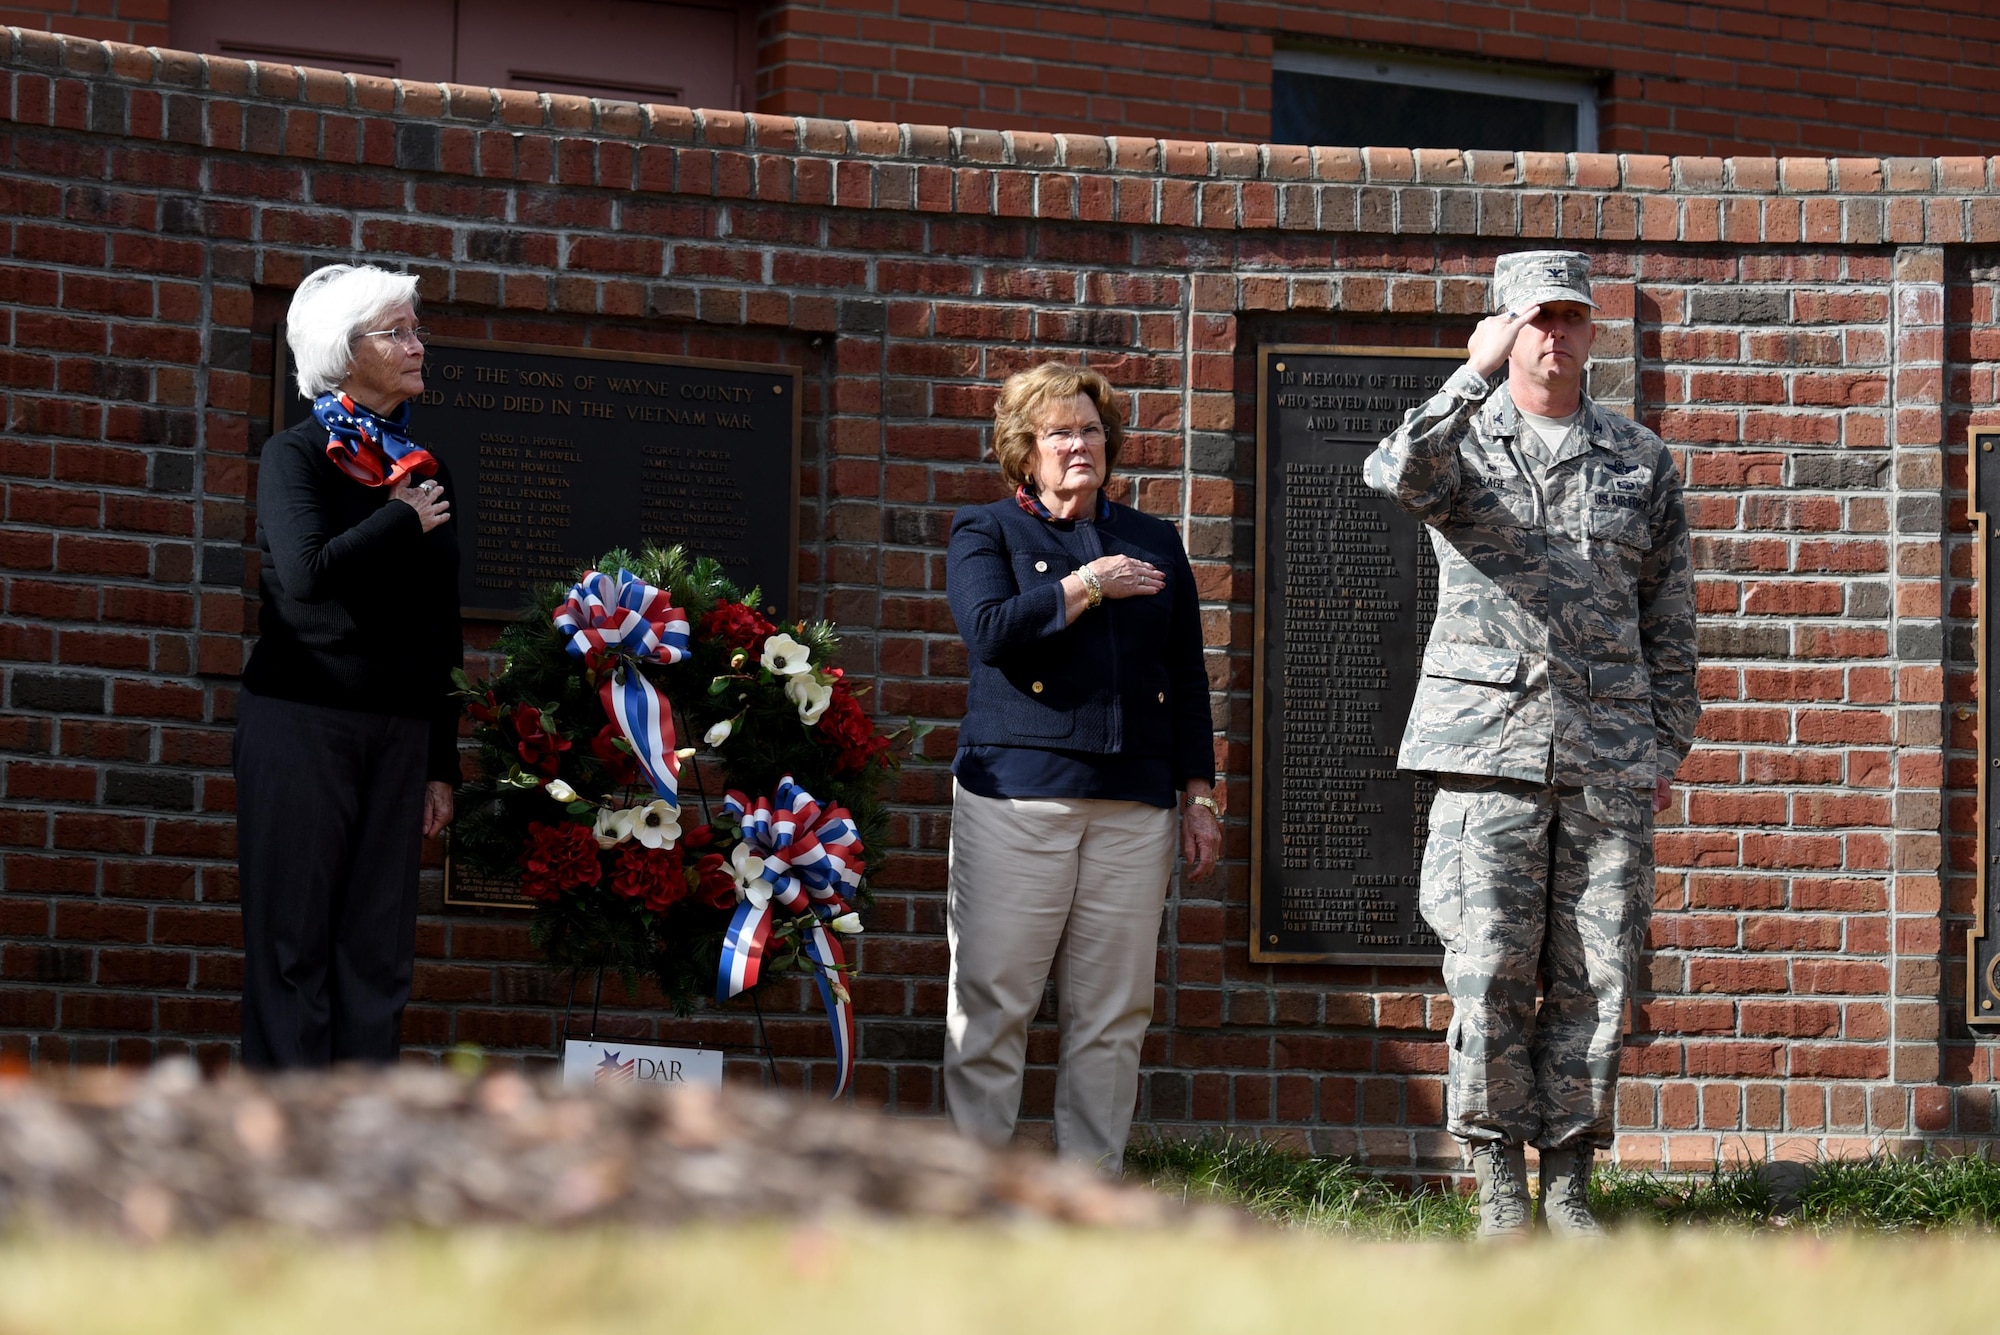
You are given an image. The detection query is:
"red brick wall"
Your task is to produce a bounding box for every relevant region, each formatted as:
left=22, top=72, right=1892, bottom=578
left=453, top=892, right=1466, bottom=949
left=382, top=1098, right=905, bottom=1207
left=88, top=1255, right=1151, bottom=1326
left=757, top=0, right=2000, bottom=158
left=2, top=27, right=1996, bottom=1169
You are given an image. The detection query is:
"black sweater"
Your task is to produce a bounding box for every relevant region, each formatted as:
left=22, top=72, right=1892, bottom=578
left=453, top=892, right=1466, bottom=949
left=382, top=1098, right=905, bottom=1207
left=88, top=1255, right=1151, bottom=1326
left=244, top=419, right=464, bottom=785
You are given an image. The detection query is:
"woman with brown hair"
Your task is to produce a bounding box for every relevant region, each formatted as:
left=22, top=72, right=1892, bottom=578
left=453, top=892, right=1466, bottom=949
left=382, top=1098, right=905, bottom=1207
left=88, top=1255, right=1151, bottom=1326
left=943, top=361, right=1221, bottom=1172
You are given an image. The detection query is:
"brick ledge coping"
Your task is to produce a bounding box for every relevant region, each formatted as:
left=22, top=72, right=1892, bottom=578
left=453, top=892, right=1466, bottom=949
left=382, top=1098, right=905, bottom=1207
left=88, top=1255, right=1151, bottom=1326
left=11, top=26, right=2000, bottom=197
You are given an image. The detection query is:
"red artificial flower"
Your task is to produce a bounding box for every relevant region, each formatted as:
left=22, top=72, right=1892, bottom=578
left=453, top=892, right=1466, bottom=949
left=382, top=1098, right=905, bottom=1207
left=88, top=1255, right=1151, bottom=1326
left=699, top=599, right=776, bottom=652
left=512, top=705, right=571, bottom=777
left=681, top=822, right=716, bottom=851
left=609, top=844, right=689, bottom=913
left=591, top=723, right=642, bottom=787
left=520, top=820, right=602, bottom=901
left=691, top=851, right=736, bottom=911
left=469, top=690, right=500, bottom=724
left=817, top=683, right=891, bottom=775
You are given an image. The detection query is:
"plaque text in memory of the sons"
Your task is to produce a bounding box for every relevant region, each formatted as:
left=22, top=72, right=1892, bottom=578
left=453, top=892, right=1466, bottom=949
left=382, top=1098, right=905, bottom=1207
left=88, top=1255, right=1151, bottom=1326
left=279, top=338, right=802, bottom=621
left=1252, top=346, right=1463, bottom=965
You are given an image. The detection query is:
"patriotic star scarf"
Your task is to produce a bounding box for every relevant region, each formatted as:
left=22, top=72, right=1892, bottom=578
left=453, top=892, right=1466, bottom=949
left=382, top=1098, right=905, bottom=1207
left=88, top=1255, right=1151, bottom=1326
left=312, top=392, right=438, bottom=488
left=1015, top=484, right=1111, bottom=523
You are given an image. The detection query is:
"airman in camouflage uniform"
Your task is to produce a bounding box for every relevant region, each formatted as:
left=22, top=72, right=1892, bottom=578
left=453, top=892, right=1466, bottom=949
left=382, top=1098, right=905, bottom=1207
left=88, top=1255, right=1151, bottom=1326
left=1364, top=251, right=1700, bottom=1240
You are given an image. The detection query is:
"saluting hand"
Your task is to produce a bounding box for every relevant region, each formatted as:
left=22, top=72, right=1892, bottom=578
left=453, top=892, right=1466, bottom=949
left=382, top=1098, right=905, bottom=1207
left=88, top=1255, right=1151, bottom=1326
left=1467, top=304, right=1540, bottom=381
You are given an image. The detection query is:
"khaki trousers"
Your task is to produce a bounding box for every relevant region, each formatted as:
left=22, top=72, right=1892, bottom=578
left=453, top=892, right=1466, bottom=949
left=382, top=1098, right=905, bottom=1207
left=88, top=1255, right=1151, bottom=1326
left=943, top=783, right=1177, bottom=1172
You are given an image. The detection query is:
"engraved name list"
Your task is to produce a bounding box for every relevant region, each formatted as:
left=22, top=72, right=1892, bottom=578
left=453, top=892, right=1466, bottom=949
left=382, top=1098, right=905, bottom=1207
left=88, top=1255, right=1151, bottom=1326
left=1252, top=346, right=1462, bottom=965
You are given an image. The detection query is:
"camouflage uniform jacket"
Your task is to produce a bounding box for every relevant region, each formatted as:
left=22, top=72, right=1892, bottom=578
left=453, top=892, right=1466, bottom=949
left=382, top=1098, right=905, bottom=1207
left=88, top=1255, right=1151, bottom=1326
left=1364, top=364, right=1700, bottom=788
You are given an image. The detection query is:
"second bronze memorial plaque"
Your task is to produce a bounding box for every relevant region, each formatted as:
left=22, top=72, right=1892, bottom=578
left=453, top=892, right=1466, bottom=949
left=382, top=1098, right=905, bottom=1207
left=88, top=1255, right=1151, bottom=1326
left=1251, top=345, right=1463, bottom=966
left=1966, top=424, right=2000, bottom=1026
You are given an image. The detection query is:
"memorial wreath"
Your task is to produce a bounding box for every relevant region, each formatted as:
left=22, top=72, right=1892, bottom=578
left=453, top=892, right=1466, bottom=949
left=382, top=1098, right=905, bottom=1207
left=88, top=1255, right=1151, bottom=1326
left=450, top=546, right=909, bottom=1096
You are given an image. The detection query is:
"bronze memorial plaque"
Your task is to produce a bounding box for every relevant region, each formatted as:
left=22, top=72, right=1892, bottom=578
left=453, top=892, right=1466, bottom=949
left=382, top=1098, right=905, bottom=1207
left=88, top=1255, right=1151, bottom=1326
left=275, top=336, right=802, bottom=911
left=1250, top=345, right=1463, bottom=966
left=1967, top=425, right=2000, bottom=1024
left=278, top=337, right=803, bottom=621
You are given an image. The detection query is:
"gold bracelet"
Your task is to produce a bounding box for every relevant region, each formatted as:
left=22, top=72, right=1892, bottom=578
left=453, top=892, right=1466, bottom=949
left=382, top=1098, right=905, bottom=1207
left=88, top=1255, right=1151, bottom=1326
left=1187, top=794, right=1221, bottom=818
left=1076, top=564, right=1104, bottom=608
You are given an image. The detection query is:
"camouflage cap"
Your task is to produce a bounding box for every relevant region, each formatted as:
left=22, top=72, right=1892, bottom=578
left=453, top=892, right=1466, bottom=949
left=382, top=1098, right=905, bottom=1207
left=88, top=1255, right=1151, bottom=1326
left=1492, top=250, right=1597, bottom=313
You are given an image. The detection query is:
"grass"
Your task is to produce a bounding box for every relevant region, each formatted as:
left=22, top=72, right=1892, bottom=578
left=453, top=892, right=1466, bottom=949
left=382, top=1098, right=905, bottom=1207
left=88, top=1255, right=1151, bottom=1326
left=1797, top=1154, right=2000, bottom=1232
left=6, top=1139, right=2000, bottom=1333
left=9, top=1137, right=2000, bottom=1333
left=1129, top=1133, right=2000, bottom=1236
left=1128, top=1133, right=1478, bottom=1236
left=7, top=1227, right=2000, bottom=1334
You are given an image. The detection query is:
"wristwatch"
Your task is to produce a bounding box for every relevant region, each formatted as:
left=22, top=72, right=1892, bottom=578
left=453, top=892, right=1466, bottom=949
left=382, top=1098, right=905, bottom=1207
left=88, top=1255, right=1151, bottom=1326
left=1186, top=794, right=1222, bottom=818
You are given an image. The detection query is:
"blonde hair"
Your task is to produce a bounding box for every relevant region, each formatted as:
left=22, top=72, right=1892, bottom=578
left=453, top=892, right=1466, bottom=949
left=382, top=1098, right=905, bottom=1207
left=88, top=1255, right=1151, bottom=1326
left=990, top=362, right=1125, bottom=491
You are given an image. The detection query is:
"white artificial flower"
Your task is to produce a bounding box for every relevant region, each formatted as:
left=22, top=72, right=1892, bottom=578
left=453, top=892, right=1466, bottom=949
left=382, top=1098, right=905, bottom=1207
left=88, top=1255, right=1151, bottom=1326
left=730, top=842, right=770, bottom=908
left=705, top=718, right=734, bottom=746
left=827, top=912, right=863, bottom=935
left=786, top=673, right=833, bottom=725
left=593, top=807, right=634, bottom=849
left=760, top=633, right=812, bottom=676
left=544, top=779, right=578, bottom=803
left=629, top=799, right=681, bottom=850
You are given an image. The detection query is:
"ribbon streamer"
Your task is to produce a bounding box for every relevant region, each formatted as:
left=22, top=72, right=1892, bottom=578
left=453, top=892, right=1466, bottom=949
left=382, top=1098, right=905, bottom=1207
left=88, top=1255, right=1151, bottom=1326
left=552, top=569, right=691, bottom=806
left=716, top=777, right=865, bottom=1098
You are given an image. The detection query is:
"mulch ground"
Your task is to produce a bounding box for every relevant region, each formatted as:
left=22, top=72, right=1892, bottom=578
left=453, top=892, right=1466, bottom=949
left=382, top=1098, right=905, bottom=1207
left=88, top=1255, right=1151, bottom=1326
left=0, top=1063, right=1195, bottom=1239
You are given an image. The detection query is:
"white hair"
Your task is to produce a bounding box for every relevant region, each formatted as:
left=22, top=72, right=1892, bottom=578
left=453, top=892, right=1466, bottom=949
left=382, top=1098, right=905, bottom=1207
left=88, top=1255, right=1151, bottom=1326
left=285, top=264, right=420, bottom=398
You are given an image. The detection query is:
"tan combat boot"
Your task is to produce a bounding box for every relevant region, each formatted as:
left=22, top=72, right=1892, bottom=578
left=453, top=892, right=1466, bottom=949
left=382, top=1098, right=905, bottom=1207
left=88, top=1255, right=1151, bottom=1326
left=1470, top=1141, right=1532, bottom=1242
left=1538, top=1146, right=1606, bottom=1238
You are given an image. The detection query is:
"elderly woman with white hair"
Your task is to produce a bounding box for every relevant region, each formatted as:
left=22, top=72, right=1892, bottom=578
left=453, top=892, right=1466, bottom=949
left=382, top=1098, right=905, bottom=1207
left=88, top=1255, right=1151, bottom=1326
left=235, top=263, right=459, bottom=1068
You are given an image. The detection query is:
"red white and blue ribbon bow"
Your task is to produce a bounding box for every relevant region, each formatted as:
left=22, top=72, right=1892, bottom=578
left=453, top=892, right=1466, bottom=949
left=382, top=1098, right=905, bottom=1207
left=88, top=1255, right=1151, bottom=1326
left=551, top=569, right=691, bottom=806
left=716, top=777, right=865, bottom=1098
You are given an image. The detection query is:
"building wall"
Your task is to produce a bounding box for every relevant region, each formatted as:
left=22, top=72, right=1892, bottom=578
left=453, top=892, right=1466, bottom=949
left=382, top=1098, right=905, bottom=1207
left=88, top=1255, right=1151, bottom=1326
left=8, top=1, right=1998, bottom=159
left=0, top=0, right=164, bottom=47
left=1, top=27, right=1997, bottom=1170
left=755, top=0, right=2000, bottom=157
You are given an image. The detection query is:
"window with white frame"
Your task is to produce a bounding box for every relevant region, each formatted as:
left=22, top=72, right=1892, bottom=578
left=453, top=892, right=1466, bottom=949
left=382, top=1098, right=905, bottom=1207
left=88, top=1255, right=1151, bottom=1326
left=1272, top=50, right=1599, bottom=154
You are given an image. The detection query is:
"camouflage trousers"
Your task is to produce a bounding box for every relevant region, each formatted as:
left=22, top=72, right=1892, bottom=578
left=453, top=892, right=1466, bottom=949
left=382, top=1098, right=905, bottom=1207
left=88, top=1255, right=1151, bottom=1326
left=1419, top=776, right=1653, bottom=1151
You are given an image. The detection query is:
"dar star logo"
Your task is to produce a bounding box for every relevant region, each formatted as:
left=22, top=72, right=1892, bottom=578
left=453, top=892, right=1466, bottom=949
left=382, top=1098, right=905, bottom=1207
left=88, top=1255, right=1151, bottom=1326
left=595, top=1050, right=636, bottom=1084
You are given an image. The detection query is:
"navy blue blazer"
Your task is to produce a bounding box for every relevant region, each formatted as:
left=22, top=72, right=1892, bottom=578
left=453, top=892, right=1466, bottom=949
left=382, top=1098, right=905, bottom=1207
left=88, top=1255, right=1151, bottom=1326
left=945, top=495, right=1215, bottom=788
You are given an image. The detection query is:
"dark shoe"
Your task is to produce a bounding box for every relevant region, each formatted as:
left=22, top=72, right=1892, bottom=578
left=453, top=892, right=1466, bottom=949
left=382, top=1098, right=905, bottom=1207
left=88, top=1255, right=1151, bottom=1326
left=1470, top=1141, right=1532, bottom=1241
left=1538, top=1146, right=1606, bottom=1238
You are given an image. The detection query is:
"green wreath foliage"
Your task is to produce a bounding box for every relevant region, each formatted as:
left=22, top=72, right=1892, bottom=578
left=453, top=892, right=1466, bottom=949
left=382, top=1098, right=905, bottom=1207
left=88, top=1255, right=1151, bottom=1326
left=449, top=546, right=911, bottom=1012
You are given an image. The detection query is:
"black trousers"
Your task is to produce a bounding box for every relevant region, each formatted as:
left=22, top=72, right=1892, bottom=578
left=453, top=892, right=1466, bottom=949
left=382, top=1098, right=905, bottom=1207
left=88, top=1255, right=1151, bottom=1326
left=234, top=689, right=427, bottom=1069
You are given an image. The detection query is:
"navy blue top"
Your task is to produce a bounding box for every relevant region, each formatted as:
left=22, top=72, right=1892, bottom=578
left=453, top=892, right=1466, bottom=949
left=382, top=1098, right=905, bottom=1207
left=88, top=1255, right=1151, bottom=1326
left=946, top=492, right=1214, bottom=807
left=954, top=745, right=1177, bottom=808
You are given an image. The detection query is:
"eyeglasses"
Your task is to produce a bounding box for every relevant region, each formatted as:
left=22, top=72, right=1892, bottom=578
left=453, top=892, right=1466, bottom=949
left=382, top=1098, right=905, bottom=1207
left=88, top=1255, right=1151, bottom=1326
left=1039, top=425, right=1105, bottom=446
left=359, top=325, right=431, bottom=348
